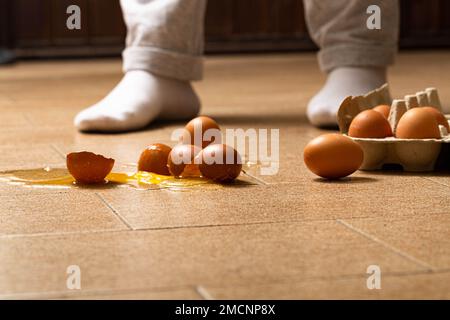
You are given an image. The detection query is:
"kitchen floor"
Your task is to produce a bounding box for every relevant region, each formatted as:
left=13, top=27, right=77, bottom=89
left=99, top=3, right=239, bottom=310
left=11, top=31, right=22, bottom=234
left=0, top=51, right=449, bottom=299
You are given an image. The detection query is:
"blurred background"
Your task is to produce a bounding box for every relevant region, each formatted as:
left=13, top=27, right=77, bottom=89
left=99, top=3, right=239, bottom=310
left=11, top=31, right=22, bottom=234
left=0, top=0, right=450, bottom=62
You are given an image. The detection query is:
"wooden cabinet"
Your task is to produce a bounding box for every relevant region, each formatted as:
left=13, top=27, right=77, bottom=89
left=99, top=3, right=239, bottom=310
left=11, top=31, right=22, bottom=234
left=1, top=0, right=450, bottom=57
left=2, top=0, right=125, bottom=56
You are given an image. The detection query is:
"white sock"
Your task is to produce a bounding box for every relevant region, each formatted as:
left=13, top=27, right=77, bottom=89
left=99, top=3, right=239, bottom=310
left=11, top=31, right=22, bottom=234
left=307, top=67, right=387, bottom=127
left=74, top=70, right=200, bottom=132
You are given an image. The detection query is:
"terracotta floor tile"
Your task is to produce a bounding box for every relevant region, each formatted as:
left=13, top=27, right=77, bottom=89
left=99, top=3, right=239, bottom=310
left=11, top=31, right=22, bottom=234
left=0, top=220, right=422, bottom=295
left=0, top=287, right=201, bottom=300
left=341, top=214, right=450, bottom=270
left=0, top=52, right=449, bottom=298
left=207, top=271, right=450, bottom=299
left=0, top=127, right=75, bottom=147
left=67, top=288, right=201, bottom=300
left=0, top=110, right=31, bottom=128
left=98, top=184, right=282, bottom=230
left=97, top=176, right=450, bottom=230
left=0, top=76, right=121, bottom=101
left=0, top=191, right=128, bottom=235
left=53, top=125, right=187, bottom=165
left=0, top=144, right=64, bottom=171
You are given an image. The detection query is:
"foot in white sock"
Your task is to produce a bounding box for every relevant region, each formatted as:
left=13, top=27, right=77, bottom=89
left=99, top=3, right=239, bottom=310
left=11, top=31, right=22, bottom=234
left=74, top=70, right=201, bottom=132
left=307, top=67, right=387, bottom=127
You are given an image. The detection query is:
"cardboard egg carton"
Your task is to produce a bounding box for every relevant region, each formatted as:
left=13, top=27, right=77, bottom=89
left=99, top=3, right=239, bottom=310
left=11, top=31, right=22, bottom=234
left=337, top=84, right=450, bottom=172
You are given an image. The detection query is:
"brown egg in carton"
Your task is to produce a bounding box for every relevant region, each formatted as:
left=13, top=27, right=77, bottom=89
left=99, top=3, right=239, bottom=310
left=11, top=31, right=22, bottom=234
left=337, top=84, right=450, bottom=172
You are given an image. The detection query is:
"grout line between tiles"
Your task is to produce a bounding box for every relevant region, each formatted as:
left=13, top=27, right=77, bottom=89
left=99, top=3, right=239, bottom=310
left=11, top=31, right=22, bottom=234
left=2, top=212, right=435, bottom=240
left=94, top=193, right=134, bottom=230
left=0, top=285, right=195, bottom=300
left=50, top=144, right=66, bottom=160
left=2, top=208, right=449, bottom=240
left=0, top=217, right=318, bottom=240
left=0, top=228, right=127, bottom=240
left=3, top=268, right=449, bottom=300
left=197, top=268, right=450, bottom=297
left=195, top=285, right=215, bottom=300
left=421, top=176, right=450, bottom=189
left=131, top=218, right=306, bottom=233
left=336, top=219, right=435, bottom=272
left=22, top=113, right=35, bottom=126
left=0, top=219, right=306, bottom=240
left=241, top=170, right=268, bottom=185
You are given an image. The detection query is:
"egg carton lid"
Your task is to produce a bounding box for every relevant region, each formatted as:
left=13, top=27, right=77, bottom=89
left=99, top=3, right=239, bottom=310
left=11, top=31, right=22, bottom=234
left=337, top=84, right=446, bottom=138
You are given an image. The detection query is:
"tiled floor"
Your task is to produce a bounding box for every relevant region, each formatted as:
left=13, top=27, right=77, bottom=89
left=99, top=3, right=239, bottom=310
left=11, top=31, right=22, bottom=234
left=0, top=51, right=450, bottom=299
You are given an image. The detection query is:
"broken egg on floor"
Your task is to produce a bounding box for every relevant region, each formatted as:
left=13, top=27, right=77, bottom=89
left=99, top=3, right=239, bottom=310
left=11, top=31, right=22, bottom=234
left=66, top=151, right=115, bottom=184
left=303, top=134, right=364, bottom=179
left=183, top=116, right=221, bottom=149
left=348, top=109, right=393, bottom=138
left=395, top=107, right=441, bottom=139
left=138, top=143, right=172, bottom=175
left=168, top=144, right=202, bottom=177
left=198, top=144, right=242, bottom=182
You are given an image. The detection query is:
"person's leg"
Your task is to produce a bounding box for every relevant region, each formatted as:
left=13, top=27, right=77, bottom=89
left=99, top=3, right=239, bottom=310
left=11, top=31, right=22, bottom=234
left=75, top=0, right=206, bottom=132
left=304, top=0, right=399, bottom=127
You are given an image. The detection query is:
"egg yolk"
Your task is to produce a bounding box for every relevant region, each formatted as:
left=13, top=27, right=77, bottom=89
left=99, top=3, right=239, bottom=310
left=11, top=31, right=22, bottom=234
left=167, top=144, right=202, bottom=177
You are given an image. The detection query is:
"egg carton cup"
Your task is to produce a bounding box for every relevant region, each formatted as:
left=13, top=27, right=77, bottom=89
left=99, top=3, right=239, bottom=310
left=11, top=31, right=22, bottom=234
left=337, top=84, right=450, bottom=171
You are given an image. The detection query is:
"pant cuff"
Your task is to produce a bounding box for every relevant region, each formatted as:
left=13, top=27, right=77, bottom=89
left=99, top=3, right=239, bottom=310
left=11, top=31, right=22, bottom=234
left=123, top=47, right=203, bottom=81
left=318, top=44, right=397, bottom=73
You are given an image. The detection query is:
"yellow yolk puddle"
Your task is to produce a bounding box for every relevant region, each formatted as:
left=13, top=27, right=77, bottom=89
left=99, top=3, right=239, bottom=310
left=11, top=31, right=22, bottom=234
left=0, top=168, right=214, bottom=190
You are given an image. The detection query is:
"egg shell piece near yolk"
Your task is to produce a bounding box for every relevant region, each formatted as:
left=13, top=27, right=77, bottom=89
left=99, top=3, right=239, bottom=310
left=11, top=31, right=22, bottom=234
left=138, top=143, right=172, bottom=175
left=348, top=109, right=393, bottom=138
left=396, top=107, right=441, bottom=139
left=66, top=151, right=115, bottom=184
left=303, top=134, right=364, bottom=179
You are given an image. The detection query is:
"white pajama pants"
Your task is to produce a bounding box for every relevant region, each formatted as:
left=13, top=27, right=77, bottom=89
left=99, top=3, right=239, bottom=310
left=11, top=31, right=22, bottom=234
left=121, top=0, right=399, bottom=81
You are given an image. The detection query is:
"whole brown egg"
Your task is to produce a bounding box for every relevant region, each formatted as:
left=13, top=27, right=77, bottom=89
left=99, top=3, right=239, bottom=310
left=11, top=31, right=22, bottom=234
left=348, top=109, right=393, bottom=138
left=183, top=116, right=221, bottom=149
left=303, top=134, right=364, bottom=179
left=396, top=108, right=441, bottom=139
left=197, top=144, right=242, bottom=182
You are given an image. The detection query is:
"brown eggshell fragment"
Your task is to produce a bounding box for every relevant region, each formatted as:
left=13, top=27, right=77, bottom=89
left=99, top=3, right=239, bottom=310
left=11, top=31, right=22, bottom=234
left=184, top=116, right=221, bottom=149
left=168, top=144, right=202, bottom=177
left=303, top=134, right=364, bottom=179
left=66, top=151, right=115, bottom=184
left=198, top=144, right=242, bottom=182
left=138, top=143, right=172, bottom=175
